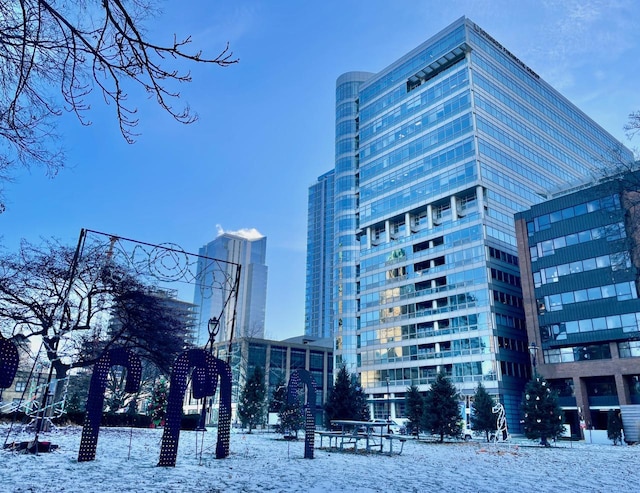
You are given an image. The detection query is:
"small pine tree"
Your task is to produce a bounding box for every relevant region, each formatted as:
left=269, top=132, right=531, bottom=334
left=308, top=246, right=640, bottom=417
left=324, top=366, right=370, bottom=427
left=270, top=380, right=287, bottom=414
left=279, top=394, right=305, bottom=438
left=65, top=371, right=91, bottom=415
left=522, top=376, right=564, bottom=447
left=471, top=382, right=496, bottom=442
left=405, top=385, right=424, bottom=436
left=607, top=409, right=623, bottom=445
left=148, top=377, right=168, bottom=427
left=352, top=382, right=370, bottom=422
left=237, top=366, right=267, bottom=433
left=422, top=372, right=462, bottom=442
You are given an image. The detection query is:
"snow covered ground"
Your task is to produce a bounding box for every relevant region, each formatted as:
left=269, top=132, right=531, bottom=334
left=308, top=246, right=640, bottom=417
left=1, top=425, right=638, bottom=492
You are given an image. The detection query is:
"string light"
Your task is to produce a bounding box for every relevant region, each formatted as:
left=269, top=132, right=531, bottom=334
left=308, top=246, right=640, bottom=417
left=0, top=338, right=19, bottom=389
left=287, top=370, right=318, bottom=459
left=78, top=348, right=142, bottom=462
left=159, top=349, right=233, bottom=466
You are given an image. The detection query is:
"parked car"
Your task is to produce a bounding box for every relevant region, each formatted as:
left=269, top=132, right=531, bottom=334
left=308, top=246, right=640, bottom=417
left=462, top=425, right=473, bottom=441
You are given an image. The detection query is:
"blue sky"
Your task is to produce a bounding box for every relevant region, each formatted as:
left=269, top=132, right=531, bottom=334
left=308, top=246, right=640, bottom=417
left=1, top=0, right=639, bottom=341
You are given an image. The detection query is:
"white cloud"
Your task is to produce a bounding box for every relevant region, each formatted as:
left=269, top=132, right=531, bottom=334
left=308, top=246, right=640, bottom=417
left=216, top=224, right=264, bottom=240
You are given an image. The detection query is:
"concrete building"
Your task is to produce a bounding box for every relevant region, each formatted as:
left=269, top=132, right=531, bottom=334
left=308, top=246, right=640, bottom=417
left=189, top=336, right=333, bottom=426
left=515, top=173, right=640, bottom=437
left=308, top=16, right=633, bottom=431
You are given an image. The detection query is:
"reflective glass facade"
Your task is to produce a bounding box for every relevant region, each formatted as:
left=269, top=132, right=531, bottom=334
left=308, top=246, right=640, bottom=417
left=310, top=17, right=632, bottom=431
left=193, top=233, right=267, bottom=345
left=305, top=170, right=335, bottom=338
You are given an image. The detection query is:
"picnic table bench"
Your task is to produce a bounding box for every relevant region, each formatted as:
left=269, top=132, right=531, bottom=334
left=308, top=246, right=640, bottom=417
left=315, top=420, right=408, bottom=455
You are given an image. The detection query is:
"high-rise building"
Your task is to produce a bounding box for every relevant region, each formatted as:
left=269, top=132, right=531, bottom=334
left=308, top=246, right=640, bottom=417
left=515, top=172, right=640, bottom=440
left=193, top=229, right=268, bottom=346
left=310, top=16, right=633, bottom=431
left=305, top=170, right=335, bottom=339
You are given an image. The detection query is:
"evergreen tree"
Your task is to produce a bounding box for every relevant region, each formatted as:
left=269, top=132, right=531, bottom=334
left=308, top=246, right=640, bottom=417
left=278, top=394, right=305, bottom=439
left=324, top=366, right=370, bottom=428
left=422, top=372, right=462, bottom=442
left=148, top=378, right=168, bottom=427
left=522, top=376, right=564, bottom=447
left=352, top=382, right=370, bottom=422
left=405, top=385, right=424, bottom=436
left=238, top=366, right=267, bottom=433
left=269, top=380, right=287, bottom=414
left=65, top=371, right=91, bottom=415
left=607, top=409, right=623, bottom=445
left=471, top=382, right=496, bottom=442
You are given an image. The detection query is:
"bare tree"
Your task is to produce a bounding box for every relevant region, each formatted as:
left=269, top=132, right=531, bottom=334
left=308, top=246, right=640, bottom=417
left=0, top=0, right=238, bottom=210
left=0, top=238, right=193, bottom=381
left=625, top=111, right=640, bottom=140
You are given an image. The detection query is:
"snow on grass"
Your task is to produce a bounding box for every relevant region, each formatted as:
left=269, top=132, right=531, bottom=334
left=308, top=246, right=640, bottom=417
left=1, top=425, right=638, bottom=492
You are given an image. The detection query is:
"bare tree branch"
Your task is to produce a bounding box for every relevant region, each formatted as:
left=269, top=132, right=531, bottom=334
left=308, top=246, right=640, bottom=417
left=625, top=110, right=640, bottom=140
left=0, top=238, right=195, bottom=379
left=0, top=0, right=238, bottom=210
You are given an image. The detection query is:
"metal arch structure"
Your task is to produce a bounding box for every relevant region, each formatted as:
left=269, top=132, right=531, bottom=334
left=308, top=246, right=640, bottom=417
left=78, top=229, right=242, bottom=348
left=68, top=230, right=240, bottom=466
left=0, top=338, right=19, bottom=389
left=78, top=347, right=142, bottom=462
left=158, top=349, right=232, bottom=466
left=287, top=369, right=318, bottom=459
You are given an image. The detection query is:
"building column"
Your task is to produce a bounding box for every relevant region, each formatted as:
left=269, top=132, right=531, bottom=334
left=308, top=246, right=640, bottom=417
left=615, top=373, right=631, bottom=406
left=285, top=347, right=291, bottom=382
left=405, top=213, right=411, bottom=237
left=323, top=351, right=330, bottom=405
left=366, top=227, right=372, bottom=249
left=385, top=220, right=391, bottom=243
left=450, top=195, right=458, bottom=221
left=427, top=204, right=433, bottom=229
left=476, top=185, right=484, bottom=217
left=573, top=376, right=591, bottom=435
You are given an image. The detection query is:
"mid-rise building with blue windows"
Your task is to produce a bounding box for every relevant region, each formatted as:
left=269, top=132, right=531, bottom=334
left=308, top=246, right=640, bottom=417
left=515, top=172, right=640, bottom=439
left=305, top=171, right=335, bottom=339
left=313, top=16, right=633, bottom=432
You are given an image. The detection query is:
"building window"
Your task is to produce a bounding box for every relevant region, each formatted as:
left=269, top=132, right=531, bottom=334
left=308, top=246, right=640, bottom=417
left=529, top=194, right=621, bottom=233
left=290, top=349, right=306, bottom=369
left=619, top=341, right=640, bottom=358
left=543, top=343, right=611, bottom=363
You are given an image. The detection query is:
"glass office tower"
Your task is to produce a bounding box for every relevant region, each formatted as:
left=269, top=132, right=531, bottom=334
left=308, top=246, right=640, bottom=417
left=193, top=231, right=268, bottom=346
left=323, top=16, right=631, bottom=431
left=305, top=170, right=336, bottom=339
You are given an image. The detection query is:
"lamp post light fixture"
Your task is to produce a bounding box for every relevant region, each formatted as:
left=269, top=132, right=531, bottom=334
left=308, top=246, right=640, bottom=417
left=528, top=342, right=538, bottom=377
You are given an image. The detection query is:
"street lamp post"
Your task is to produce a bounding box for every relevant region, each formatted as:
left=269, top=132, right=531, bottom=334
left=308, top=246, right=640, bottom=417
left=196, top=317, right=220, bottom=431
left=385, top=377, right=390, bottom=433
left=528, top=342, right=538, bottom=377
